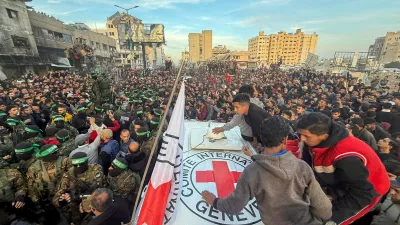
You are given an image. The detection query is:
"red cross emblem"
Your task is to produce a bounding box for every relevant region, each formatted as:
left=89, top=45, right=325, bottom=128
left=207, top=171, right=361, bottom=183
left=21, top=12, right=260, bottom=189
left=196, top=161, right=242, bottom=198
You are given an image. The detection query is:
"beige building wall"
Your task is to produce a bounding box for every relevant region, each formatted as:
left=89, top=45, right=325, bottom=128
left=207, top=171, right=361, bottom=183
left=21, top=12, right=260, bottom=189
left=248, top=29, right=318, bottom=66
left=188, top=30, right=212, bottom=62
left=189, top=33, right=200, bottom=62
left=232, top=50, right=249, bottom=69
left=181, top=51, right=189, bottom=60
left=202, top=30, right=212, bottom=61
left=381, top=31, right=400, bottom=64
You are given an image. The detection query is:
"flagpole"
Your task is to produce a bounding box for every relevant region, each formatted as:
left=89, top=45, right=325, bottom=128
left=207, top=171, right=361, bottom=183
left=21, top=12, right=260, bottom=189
left=129, top=58, right=187, bottom=224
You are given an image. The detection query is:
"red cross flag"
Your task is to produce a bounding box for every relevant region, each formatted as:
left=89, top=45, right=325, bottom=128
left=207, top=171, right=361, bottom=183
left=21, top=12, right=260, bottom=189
left=136, top=82, right=185, bottom=225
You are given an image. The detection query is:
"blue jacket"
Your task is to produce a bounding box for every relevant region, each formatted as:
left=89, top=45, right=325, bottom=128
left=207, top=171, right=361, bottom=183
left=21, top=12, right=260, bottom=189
left=101, top=139, right=119, bottom=160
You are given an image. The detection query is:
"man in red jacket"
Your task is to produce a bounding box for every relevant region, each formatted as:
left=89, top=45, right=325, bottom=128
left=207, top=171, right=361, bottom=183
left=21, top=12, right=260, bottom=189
left=297, top=112, right=390, bottom=225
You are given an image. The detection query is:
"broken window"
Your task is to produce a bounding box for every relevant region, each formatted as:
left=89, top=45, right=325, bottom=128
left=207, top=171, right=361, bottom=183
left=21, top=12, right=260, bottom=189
left=12, top=36, right=30, bottom=49
left=6, top=8, right=18, bottom=19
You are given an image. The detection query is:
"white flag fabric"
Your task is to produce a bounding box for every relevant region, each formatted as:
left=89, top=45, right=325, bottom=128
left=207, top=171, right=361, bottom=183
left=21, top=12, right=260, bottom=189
left=136, top=82, right=185, bottom=225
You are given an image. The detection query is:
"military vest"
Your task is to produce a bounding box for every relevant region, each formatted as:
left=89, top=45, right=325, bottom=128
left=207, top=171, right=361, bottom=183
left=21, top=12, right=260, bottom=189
left=68, top=165, right=96, bottom=194
left=32, top=157, right=63, bottom=196
left=0, top=169, right=14, bottom=202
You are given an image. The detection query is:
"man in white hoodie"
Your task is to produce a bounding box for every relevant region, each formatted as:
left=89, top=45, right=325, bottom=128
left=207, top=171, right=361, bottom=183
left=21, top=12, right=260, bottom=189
left=202, top=116, right=332, bottom=225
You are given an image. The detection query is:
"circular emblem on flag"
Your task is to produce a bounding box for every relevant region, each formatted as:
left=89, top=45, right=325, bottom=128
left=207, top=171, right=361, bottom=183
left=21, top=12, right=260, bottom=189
left=181, top=151, right=262, bottom=225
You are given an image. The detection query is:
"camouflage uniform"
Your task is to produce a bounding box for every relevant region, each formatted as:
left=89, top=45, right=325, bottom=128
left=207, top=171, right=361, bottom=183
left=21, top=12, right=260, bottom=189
left=26, top=157, right=72, bottom=203
left=47, top=124, right=79, bottom=139
left=64, top=124, right=79, bottom=139
left=16, top=157, right=36, bottom=175
left=58, top=139, right=77, bottom=157
left=0, top=168, right=27, bottom=202
left=140, top=134, right=159, bottom=155
left=6, top=118, right=26, bottom=145
left=53, top=164, right=106, bottom=224
left=25, top=136, right=44, bottom=153
left=0, top=168, right=27, bottom=223
left=99, top=77, right=112, bottom=104
left=0, top=133, right=13, bottom=150
left=91, top=79, right=101, bottom=105
left=108, top=169, right=140, bottom=203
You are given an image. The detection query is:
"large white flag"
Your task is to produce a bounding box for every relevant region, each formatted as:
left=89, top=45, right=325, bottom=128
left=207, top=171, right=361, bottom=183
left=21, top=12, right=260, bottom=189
left=136, top=82, right=185, bottom=225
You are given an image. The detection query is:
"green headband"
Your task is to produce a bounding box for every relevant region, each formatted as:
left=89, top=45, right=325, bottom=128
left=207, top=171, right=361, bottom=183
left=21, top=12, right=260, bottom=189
left=32, top=143, right=40, bottom=153
left=56, top=134, right=69, bottom=142
left=150, top=120, right=159, bottom=125
left=36, top=145, right=58, bottom=158
left=15, top=146, right=34, bottom=153
left=72, top=156, right=88, bottom=165
left=7, top=118, right=21, bottom=123
left=77, top=107, right=87, bottom=112
left=25, top=127, right=39, bottom=133
left=112, top=158, right=127, bottom=169
left=137, top=131, right=150, bottom=137
left=53, top=117, right=64, bottom=122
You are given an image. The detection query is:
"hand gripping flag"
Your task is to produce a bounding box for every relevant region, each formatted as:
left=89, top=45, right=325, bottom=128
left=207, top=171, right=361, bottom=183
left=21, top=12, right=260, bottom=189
left=136, top=82, right=185, bottom=225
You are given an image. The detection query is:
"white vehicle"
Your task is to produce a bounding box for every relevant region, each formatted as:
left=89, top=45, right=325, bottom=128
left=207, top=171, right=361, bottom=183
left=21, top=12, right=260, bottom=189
left=170, top=120, right=263, bottom=225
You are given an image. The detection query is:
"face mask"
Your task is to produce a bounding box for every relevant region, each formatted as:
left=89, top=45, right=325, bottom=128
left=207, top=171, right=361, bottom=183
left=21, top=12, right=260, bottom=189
left=74, top=163, right=89, bottom=175
left=16, top=152, right=33, bottom=161
left=108, top=167, right=124, bottom=177
left=41, top=153, right=59, bottom=162
left=55, top=121, right=65, bottom=129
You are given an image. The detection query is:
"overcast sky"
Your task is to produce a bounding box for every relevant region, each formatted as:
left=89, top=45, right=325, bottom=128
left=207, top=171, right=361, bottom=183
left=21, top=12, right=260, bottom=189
left=29, top=0, right=400, bottom=62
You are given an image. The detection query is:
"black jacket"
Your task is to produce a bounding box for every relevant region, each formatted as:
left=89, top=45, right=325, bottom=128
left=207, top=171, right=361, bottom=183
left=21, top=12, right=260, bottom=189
left=390, top=113, right=400, bottom=134
left=126, top=150, right=148, bottom=178
left=371, top=125, right=388, bottom=142
left=244, top=103, right=270, bottom=143
left=376, top=111, right=393, bottom=124
left=88, top=197, right=131, bottom=225
left=184, top=107, right=197, bottom=119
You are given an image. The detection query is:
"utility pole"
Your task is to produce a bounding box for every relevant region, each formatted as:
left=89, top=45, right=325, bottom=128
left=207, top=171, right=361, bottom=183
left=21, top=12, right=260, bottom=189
left=114, top=5, right=139, bottom=69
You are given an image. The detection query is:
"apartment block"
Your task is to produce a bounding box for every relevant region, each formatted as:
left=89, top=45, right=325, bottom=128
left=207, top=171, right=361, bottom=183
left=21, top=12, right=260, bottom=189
left=248, top=29, right=318, bottom=66
left=188, top=30, right=212, bottom=62
left=380, top=31, right=400, bottom=64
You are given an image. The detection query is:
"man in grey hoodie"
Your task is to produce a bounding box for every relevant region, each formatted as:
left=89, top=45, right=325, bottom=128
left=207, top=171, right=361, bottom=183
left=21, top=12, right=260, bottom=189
left=202, top=116, right=332, bottom=225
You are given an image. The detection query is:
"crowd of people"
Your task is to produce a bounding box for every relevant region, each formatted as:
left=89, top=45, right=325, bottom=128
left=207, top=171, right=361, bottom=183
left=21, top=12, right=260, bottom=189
left=0, top=64, right=400, bottom=225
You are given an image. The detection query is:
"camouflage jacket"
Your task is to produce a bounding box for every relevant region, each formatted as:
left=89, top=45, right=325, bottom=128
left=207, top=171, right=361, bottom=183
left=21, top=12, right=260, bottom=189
left=0, top=168, right=27, bottom=202
left=140, top=134, right=158, bottom=155
left=65, top=124, right=79, bottom=139
left=0, top=157, right=36, bottom=175
left=53, top=164, right=106, bottom=207
left=108, top=170, right=140, bottom=202
left=0, top=134, right=13, bottom=150
left=47, top=124, right=79, bottom=139
left=25, top=136, right=44, bottom=152
left=58, top=139, right=77, bottom=156
left=17, top=157, right=36, bottom=175
left=26, top=157, right=72, bottom=202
